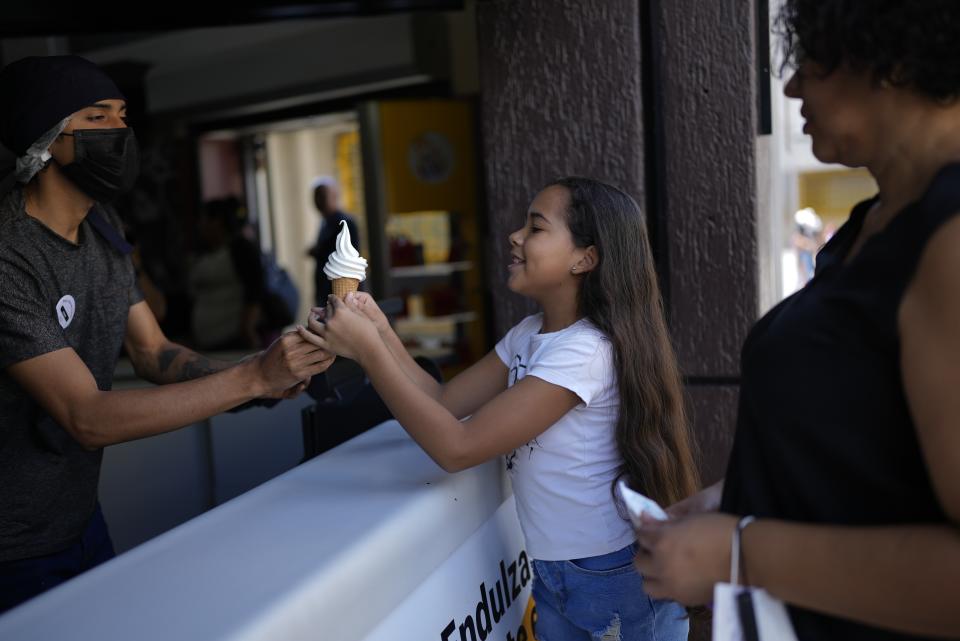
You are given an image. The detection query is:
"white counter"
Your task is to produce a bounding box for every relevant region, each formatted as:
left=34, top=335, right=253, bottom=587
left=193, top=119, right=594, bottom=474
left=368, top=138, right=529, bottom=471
left=101, top=353, right=320, bottom=554
left=0, top=420, right=513, bottom=641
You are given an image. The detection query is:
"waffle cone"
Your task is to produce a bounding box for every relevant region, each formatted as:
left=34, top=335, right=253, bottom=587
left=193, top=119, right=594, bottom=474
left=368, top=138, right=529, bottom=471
left=331, top=278, right=360, bottom=299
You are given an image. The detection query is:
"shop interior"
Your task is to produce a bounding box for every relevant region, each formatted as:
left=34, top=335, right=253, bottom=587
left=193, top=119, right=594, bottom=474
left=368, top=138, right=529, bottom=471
left=196, top=98, right=486, bottom=375
left=0, top=2, right=887, bottom=556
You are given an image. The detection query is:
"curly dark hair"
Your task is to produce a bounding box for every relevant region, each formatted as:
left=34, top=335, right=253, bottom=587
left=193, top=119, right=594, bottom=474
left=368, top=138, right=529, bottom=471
left=776, top=0, right=960, bottom=102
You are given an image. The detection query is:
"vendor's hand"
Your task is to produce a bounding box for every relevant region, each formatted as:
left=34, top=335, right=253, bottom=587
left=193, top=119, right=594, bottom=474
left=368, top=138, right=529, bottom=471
left=666, top=481, right=724, bottom=519
left=301, top=295, right=381, bottom=363
left=253, top=329, right=335, bottom=398
left=277, top=376, right=311, bottom=400
left=633, top=512, right=737, bottom=605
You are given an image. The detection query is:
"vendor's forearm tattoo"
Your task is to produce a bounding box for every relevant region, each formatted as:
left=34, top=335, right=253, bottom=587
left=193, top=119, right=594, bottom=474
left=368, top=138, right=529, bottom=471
left=177, top=355, right=217, bottom=382
left=155, top=346, right=219, bottom=382
left=158, top=347, right=180, bottom=374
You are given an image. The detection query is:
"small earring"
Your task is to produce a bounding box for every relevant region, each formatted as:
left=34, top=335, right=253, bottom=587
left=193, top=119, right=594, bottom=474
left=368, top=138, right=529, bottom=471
left=571, top=266, right=578, bottom=274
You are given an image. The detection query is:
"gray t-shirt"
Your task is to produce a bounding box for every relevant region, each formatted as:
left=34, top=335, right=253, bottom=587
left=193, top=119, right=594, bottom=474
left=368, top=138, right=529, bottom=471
left=0, top=187, right=142, bottom=561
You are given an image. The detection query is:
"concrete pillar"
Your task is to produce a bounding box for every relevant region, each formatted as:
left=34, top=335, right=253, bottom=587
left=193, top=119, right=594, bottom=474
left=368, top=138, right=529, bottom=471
left=646, top=0, right=762, bottom=484
left=477, top=0, right=763, bottom=485
left=476, top=0, right=646, bottom=333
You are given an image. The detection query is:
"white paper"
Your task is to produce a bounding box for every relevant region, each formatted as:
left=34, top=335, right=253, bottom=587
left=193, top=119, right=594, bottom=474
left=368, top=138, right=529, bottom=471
left=616, top=479, right=669, bottom=527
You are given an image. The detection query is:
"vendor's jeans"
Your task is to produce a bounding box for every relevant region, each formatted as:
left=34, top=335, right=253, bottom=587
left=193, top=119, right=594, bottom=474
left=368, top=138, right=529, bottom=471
left=0, top=503, right=115, bottom=614
left=532, top=543, right=688, bottom=641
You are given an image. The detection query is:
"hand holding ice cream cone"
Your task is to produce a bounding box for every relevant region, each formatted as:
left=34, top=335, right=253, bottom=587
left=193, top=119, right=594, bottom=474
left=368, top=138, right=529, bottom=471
left=323, top=220, right=367, bottom=299
left=302, top=295, right=381, bottom=363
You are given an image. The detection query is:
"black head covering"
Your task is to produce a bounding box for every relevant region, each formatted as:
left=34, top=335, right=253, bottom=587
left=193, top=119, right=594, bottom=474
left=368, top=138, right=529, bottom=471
left=0, top=55, right=124, bottom=155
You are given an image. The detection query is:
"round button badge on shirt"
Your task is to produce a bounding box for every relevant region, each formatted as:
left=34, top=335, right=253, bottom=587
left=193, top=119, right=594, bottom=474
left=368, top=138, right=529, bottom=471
left=55, top=295, right=76, bottom=329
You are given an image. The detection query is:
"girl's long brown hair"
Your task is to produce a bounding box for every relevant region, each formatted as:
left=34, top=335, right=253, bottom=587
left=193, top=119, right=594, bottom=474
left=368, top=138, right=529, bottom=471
left=548, top=176, right=699, bottom=506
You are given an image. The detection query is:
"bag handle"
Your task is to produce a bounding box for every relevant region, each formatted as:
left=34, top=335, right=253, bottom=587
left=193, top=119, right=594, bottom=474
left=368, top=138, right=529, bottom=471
left=730, top=515, right=756, bottom=586
left=731, top=515, right=761, bottom=641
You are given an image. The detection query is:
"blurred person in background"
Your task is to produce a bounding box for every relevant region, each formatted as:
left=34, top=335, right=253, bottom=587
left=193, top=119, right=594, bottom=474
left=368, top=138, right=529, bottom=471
left=189, top=197, right=266, bottom=350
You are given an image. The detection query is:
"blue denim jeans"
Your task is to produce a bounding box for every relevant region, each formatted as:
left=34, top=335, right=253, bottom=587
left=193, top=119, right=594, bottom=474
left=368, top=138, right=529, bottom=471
left=532, top=544, right=688, bottom=641
left=0, top=503, right=115, bottom=614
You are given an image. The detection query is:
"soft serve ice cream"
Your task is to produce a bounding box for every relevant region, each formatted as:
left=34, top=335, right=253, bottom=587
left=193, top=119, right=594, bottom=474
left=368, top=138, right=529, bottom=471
left=323, top=220, right=368, bottom=299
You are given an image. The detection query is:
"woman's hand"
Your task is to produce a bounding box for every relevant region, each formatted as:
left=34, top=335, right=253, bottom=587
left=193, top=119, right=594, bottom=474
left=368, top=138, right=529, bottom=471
left=633, top=513, right=737, bottom=605
left=666, top=479, right=724, bottom=519
left=302, top=295, right=382, bottom=363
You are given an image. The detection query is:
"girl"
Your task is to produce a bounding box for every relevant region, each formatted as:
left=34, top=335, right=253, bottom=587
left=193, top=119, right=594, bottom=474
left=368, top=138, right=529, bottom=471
left=303, top=177, right=698, bottom=641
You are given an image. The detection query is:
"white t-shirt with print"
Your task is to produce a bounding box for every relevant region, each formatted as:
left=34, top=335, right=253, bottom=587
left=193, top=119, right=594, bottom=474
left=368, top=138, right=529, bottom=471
left=494, top=313, right=634, bottom=561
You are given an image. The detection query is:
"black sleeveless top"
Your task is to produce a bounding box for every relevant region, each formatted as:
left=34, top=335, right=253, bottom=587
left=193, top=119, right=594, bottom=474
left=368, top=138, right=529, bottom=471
left=721, top=164, right=960, bottom=640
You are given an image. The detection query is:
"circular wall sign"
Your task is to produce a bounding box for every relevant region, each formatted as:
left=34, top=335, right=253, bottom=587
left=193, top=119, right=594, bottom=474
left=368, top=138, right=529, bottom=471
left=407, top=131, right=455, bottom=184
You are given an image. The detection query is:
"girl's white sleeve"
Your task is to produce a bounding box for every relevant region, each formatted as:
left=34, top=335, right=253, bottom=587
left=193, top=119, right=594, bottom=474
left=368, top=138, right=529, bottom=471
left=527, top=331, right=612, bottom=407
left=494, top=314, right=540, bottom=365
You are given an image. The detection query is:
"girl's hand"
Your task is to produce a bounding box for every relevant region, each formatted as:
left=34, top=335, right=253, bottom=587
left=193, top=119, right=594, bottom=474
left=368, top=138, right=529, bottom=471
left=309, top=292, right=390, bottom=335
left=344, top=291, right=391, bottom=335
left=633, top=513, right=737, bottom=605
left=302, top=295, right=381, bottom=363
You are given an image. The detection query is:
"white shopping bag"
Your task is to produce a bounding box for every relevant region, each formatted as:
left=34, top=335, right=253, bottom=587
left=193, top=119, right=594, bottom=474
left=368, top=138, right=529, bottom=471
left=712, top=518, right=799, bottom=641
left=713, top=583, right=799, bottom=641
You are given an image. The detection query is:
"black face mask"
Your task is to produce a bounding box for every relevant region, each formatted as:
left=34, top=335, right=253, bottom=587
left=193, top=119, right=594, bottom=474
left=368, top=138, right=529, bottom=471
left=60, top=127, right=139, bottom=203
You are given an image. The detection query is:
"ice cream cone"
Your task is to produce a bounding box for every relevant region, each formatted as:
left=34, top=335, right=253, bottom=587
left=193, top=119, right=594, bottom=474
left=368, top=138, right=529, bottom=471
left=331, top=277, right=360, bottom=300
left=324, top=220, right=367, bottom=299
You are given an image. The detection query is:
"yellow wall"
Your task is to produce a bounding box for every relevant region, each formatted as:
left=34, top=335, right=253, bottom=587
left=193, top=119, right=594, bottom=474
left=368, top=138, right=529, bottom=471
left=798, top=168, right=877, bottom=225
left=376, top=100, right=485, bottom=373
left=378, top=100, right=478, bottom=214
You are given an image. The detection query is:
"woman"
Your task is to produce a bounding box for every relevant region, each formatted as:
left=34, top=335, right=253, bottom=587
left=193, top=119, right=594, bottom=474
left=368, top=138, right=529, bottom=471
left=634, top=1, right=960, bottom=639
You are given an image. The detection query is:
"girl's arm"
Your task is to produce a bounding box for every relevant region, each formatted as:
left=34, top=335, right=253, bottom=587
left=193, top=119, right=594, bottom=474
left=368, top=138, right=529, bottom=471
left=317, top=293, right=509, bottom=419
left=635, top=215, right=960, bottom=638
left=302, top=297, right=582, bottom=472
